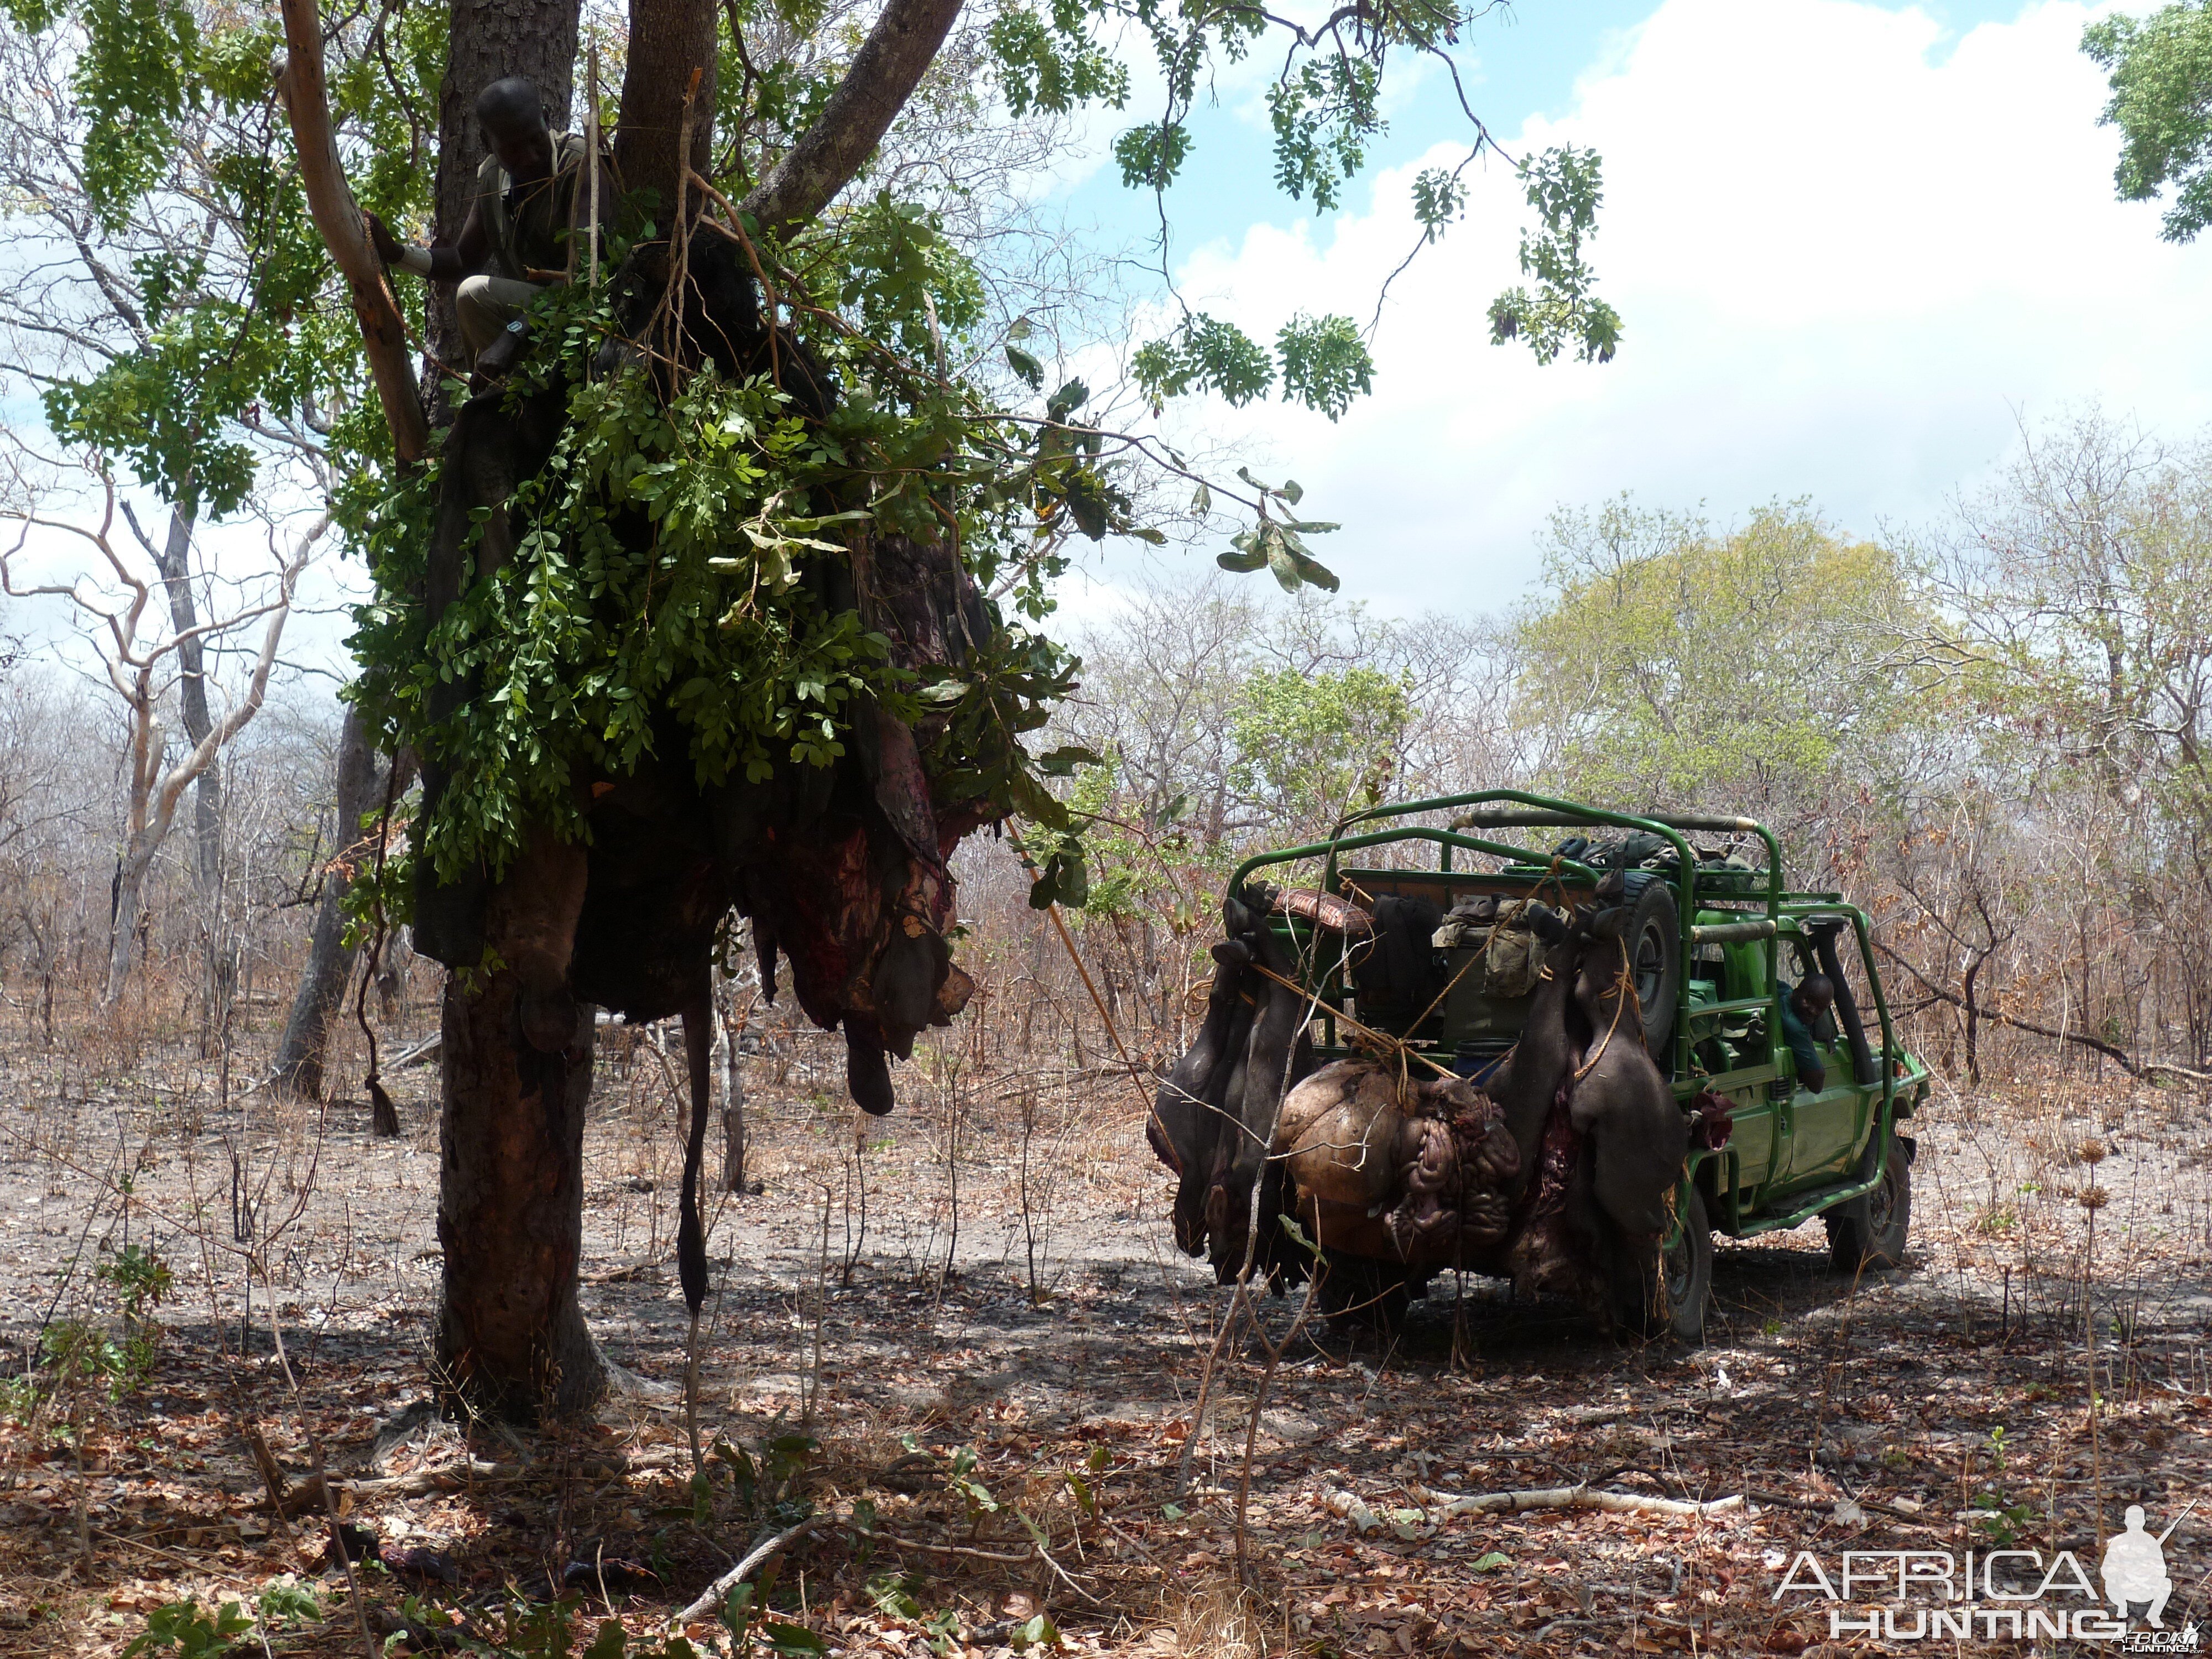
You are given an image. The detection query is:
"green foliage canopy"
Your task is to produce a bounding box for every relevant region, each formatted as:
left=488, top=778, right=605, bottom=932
left=349, top=227, right=1119, bottom=884
left=1, top=0, right=439, bottom=515
left=1513, top=499, right=1933, bottom=825
left=11, top=0, right=1630, bottom=895
left=2085, top=1, right=2212, bottom=242
left=1227, top=662, right=1414, bottom=839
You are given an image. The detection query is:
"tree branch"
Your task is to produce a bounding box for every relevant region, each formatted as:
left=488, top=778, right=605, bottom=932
left=738, top=0, right=966, bottom=235
left=274, top=0, right=429, bottom=465
left=1869, top=937, right=2209, bottom=1083
left=144, top=517, right=323, bottom=848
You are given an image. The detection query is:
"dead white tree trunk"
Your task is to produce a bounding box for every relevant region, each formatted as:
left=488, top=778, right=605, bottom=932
left=1, top=467, right=321, bottom=1005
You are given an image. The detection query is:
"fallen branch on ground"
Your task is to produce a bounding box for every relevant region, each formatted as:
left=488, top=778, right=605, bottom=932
left=674, top=1508, right=1099, bottom=1623
left=1325, top=1484, right=1744, bottom=1533
left=1747, top=1488, right=1937, bottom=1526
left=676, top=1516, right=826, bottom=1624
left=268, top=1448, right=686, bottom=1516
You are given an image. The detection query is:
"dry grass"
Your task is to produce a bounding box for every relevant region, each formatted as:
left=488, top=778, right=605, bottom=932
left=0, top=955, right=2207, bottom=1655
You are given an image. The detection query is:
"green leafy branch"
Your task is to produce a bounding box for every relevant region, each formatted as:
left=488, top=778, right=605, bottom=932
left=1213, top=467, right=1340, bottom=593
left=1488, top=145, right=1623, bottom=366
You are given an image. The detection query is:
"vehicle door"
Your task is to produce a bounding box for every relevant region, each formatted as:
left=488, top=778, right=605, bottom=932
left=1689, top=922, right=1779, bottom=1196
left=1779, top=932, right=1862, bottom=1185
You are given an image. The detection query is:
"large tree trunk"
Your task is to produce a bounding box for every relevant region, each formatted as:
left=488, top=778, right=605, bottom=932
left=423, top=0, right=717, bottom=1426
left=429, top=0, right=584, bottom=388
left=611, top=0, right=715, bottom=222
left=435, top=973, right=603, bottom=1420
left=272, top=708, right=384, bottom=1100
left=399, top=0, right=973, bottom=1422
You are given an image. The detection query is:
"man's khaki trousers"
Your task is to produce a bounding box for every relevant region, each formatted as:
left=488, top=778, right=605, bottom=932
left=457, top=274, right=545, bottom=361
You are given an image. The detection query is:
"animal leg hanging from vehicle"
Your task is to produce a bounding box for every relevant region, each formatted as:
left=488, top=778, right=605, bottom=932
left=1568, top=932, right=1687, bottom=1240
left=678, top=983, right=714, bottom=1314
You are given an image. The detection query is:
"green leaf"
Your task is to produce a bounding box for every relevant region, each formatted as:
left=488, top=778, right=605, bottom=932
left=1036, top=744, right=1100, bottom=776
left=1472, top=1551, right=1512, bottom=1572
left=1135, top=317, right=1272, bottom=408
left=1277, top=1213, right=1321, bottom=1259
left=1276, top=315, right=1374, bottom=420
left=1216, top=549, right=1268, bottom=573
left=721, top=1582, right=757, bottom=1640
left=1046, top=379, right=1089, bottom=421
left=1006, top=345, right=1044, bottom=389
left=1413, top=164, right=1470, bottom=242
left=763, top=1620, right=829, bottom=1656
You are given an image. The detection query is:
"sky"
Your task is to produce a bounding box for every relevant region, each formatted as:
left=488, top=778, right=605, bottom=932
left=6, top=0, right=2206, bottom=688
left=1042, top=0, right=2212, bottom=624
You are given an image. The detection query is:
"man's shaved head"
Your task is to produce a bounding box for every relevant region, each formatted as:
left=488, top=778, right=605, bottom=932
left=475, top=77, right=546, bottom=138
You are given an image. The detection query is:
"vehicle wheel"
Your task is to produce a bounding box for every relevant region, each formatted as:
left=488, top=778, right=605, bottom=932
left=1316, top=1251, right=1420, bottom=1335
left=1617, top=875, right=1679, bottom=1058
left=1826, top=1138, right=1911, bottom=1272
left=1615, top=1184, right=1712, bottom=1342
left=1646, top=1186, right=1708, bottom=1345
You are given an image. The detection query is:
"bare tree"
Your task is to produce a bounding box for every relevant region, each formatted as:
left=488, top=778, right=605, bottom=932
left=0, top=457, right=319, bottom=1004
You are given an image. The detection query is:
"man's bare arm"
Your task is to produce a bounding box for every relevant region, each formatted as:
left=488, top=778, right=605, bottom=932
left=366, top=202, right=488, bottom=283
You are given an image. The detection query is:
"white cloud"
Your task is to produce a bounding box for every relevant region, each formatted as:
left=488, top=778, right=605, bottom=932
left=1121, top=0, right=2212, bottom=619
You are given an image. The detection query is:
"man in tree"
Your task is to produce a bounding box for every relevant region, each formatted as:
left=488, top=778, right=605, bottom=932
left=1780, top=974, right=1837, bottom=1092
left=368, top=77, right=600, bottom=380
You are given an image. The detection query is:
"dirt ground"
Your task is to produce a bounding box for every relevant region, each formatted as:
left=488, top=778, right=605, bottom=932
left=1, top=989, right=2208, bottom=1658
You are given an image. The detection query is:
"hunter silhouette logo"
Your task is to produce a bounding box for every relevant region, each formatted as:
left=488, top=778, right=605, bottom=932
left=1771, top=1499, right=2199, bottom=1645
left=2106, top=1503, right=2193, bottom=1630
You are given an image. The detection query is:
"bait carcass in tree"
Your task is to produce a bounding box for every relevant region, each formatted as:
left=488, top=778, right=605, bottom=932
left=1149, top=792, right=1932, bottom=1341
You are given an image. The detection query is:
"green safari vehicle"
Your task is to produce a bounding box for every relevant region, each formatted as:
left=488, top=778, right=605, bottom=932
left=1227, top=790, right=1932, bottom=1340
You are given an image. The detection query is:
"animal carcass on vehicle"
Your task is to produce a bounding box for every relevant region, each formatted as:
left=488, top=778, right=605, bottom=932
left=1146, top=792, right=1932, bottom=1341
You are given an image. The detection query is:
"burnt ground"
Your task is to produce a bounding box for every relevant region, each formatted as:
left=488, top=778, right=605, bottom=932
left=1, top=994, right=2209, bottom=1658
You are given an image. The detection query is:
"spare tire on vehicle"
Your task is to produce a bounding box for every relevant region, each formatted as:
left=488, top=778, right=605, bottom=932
left=1608, top=871, right=1679, bottom=1060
